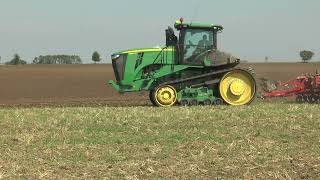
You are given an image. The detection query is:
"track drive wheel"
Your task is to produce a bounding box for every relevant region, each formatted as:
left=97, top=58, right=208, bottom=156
left=203, top=99, right=212, bottom=106
left=190, top=99, right=199, bottom=106
left=152, top=85, right=177, bottom=107
left=179, top=99, right=189, bottom=106
left=219, top=69, right=257, bottom=106
left=213, top=98, right=223, bottom=105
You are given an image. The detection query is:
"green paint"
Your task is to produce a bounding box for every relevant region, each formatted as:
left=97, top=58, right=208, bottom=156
left=113, top=47, right=174, bottom=56
left=177, top=87, right=217, bottom=103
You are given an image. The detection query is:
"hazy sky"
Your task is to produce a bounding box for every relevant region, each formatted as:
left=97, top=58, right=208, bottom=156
left=0, top=0, right=319, bottom=63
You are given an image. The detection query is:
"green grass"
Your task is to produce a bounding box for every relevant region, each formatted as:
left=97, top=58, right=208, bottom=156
left=0, top=102, right=320, bottom=179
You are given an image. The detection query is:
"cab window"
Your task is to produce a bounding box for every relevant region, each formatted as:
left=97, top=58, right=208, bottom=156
left=183, top=29, right=214, bottom=65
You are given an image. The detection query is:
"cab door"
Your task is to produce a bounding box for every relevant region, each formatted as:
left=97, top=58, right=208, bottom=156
left=181, top=29, right=215, bottom=66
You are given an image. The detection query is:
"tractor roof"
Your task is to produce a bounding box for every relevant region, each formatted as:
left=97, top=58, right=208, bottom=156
left=174, top=20, right=223, bottom=31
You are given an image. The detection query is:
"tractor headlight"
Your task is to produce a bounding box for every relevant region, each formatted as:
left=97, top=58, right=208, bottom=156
left=111, top=54, right=120, bottom=60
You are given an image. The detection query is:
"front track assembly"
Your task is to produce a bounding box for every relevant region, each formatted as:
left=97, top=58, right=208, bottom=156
left=150, top=68, right=257, bottom=107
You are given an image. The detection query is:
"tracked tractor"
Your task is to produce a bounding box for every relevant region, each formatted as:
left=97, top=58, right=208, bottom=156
left=108, top=19, right=256, bottom=106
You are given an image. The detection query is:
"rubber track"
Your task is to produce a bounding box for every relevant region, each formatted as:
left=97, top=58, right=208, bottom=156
left=159, top=67, right=255, bottom=89
left=160, top=67, right=235, bottom=87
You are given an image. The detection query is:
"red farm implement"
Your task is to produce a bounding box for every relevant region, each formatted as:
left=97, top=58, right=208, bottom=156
left=262, top=72, right=320, bottom=103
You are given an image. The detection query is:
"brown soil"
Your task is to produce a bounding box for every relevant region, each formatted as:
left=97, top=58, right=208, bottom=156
left=0, top=63, right=319, bottom=107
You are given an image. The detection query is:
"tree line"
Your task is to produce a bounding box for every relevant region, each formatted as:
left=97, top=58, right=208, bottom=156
left=0, top=50, right=318, bottom=64
left=32, top=55, right=82, bottom=64
left=2, top=51, right=102, bottom=65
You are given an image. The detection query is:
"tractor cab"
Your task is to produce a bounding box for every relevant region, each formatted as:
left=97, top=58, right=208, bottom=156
left=166, top=19, right=231, bottom=66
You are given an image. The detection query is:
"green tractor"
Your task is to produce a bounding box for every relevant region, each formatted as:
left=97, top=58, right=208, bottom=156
left=108, top=19, right=256, bottom=106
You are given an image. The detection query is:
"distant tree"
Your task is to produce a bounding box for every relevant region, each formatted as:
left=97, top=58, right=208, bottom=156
left=300, top=50, right=314, bottom=63
left=5, top=54, right=27, bottom=65
left=32, top=57, right=39, bottom=64
left=33, top=55, right=82, bottom=64
left=92, top=51, right=101, bottom=64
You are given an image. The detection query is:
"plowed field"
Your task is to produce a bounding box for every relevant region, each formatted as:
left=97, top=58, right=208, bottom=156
left=0, top=63, right=319, bottom=107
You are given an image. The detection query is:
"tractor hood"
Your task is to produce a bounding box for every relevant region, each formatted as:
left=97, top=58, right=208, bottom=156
left=112, top=47, right=174, bottom=56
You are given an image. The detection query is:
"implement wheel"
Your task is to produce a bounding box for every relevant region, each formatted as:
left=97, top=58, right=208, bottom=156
left=152, top=85, right=177, bottom=107
left=219, top=69, right=256, bottom=106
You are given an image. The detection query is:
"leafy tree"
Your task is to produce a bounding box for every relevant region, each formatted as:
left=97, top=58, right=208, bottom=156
left=33, top=55, right=82, bottom=64
left=5, top=54, right=27, bottom=65
left=92, top=51, right=101, bottom=64
left=300, top=50, right=314, bottom=63
left=32, top=57, right=39, bottom=64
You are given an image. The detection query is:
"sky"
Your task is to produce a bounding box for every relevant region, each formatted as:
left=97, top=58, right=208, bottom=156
left=0, top=0, right=319, bottom=63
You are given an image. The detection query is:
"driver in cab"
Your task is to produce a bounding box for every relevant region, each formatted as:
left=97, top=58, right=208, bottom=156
left=197, top=35, right=210, bottom=49
left=190, top=35, right=211, bottom=64
left=193, top=35, right=210, bottom=56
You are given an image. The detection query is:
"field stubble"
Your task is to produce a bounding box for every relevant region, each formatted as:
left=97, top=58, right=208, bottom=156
left=0, top=102, right=319, bottom=179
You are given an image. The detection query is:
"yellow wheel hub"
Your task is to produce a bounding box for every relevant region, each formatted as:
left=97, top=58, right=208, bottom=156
left=230, top=80, right=245, bottom=96
left=155, top=85, right=177, bottom=107
left=219, top=70, right=256, bottom=106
